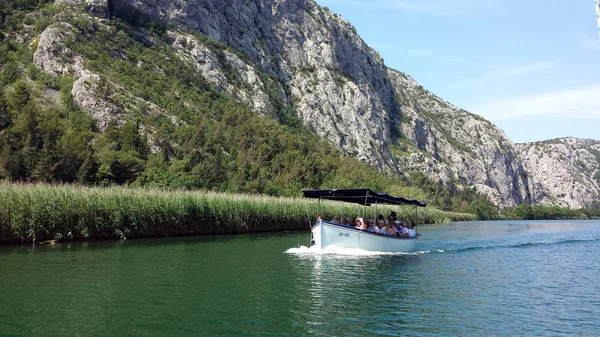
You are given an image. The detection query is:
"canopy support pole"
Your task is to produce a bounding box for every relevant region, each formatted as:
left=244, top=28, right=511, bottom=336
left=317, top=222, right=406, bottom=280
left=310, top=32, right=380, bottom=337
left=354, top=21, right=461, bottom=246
left=318, top=197, right=321, bottom=221
left=363, top=192, right=368, bottom=219
left=414, top=205, right=418, bottom=234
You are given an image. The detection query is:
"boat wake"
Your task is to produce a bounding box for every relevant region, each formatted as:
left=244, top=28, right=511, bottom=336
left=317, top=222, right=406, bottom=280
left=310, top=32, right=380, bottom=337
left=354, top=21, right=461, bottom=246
left=284, top=245, right=435, bottom=256
left=285, top=237, right=600, bottom=257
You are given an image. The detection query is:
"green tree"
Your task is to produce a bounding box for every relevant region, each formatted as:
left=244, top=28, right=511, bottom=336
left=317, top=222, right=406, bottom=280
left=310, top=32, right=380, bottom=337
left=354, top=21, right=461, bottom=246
left=516, top=203, right=534, bottom=220
left=0, top=91, right=10, bottom=130
left=77, top=152, right=99, bottom=184
left=470, top=199, right=497, bottom=220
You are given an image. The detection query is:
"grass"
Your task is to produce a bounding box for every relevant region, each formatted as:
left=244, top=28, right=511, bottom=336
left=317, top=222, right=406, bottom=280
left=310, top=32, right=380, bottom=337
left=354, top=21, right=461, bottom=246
left=0, top=183, right=476, bottom=243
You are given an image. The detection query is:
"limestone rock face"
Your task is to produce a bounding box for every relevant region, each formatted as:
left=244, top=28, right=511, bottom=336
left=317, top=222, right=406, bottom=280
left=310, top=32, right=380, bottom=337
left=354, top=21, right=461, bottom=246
left=516, top=138, right=600, bottom=208
left=168, top=31, right=277, bottom=117
left=33, top=22, right=87, bottom=77
left=387, top=70, right=532, bottom=208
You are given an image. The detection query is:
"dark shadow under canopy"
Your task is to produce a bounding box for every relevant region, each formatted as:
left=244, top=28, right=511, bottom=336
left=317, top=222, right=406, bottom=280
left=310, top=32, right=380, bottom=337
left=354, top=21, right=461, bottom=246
left=302, top=189, right=427, bottom=207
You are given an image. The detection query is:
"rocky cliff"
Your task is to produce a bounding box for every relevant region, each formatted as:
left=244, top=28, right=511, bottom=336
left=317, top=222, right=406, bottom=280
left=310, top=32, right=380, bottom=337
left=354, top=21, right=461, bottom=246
left=24, top=0, right=597, bottom=208
left=516, top=138, right=600, bottom=208
left=96, top=0, right=534, bottom=207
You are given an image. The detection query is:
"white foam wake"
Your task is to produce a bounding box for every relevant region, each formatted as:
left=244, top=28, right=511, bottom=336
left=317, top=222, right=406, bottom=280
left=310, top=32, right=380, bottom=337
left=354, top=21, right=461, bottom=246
left=285, top=245, right=425, bottom=256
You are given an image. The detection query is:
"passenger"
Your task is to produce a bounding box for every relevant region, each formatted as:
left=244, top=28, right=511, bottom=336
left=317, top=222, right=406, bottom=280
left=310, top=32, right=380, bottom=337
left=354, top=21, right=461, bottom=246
left=407, top=223, right=416, bottom=237
left=341, top=217, right=348, bottom=226
left=410, top=222, right=420, bottom=237
left=347, top=217, right=355, bottom=227
left=376, top=219, right=386, bottom=234
left=401, top=221, right=410, bottom=237
left=386, top=222, right=398, bottom=236
left=394, top=219, right=402, bottom=237
left=367, top=219, right=377, bottom=232
left=332, top=216, right=341, bottom=224
left=377, top=214, right=384, bottom=221
left=389, top=211, right=397, bottom=221
left=355, top=218, right=367, bottom=230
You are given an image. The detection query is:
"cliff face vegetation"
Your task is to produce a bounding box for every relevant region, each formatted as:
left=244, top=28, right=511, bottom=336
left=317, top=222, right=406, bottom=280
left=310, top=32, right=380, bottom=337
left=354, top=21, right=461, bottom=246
left=0, top=0, right=597, bottom=211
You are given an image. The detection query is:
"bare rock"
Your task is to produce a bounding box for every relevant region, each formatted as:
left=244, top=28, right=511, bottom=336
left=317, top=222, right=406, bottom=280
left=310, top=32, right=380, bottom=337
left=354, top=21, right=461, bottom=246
left=33, top=22, right=86, bottom=77
left=516, top=138, right=600, bottom=208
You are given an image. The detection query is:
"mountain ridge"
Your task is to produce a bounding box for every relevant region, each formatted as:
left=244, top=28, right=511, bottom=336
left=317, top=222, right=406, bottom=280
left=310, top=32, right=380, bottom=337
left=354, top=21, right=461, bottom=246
left=1, top=0, right=597, bottom=209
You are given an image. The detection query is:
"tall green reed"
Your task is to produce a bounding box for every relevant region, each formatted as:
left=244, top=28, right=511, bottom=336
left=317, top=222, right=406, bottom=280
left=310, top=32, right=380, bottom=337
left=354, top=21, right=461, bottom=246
left=0, top=183, right=476, bottom=243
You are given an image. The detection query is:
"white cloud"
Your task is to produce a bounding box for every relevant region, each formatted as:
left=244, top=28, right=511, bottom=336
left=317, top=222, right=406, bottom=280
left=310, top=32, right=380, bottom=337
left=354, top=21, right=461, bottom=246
left=473, top=85, right=600, bottom=121
left=318, top=0, right=514, bottom=18
left=370, top=43, right=492, bottom=68
left=445, top=62, right=556, bottom=91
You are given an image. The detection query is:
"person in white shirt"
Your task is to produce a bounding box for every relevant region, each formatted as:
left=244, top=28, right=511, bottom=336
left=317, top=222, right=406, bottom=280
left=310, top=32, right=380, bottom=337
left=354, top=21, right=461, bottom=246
left=402, top=222, right=409, bottom=237
left=375, top=219, right=385, bottom=234
left=407, top=223, right=416, bottom=237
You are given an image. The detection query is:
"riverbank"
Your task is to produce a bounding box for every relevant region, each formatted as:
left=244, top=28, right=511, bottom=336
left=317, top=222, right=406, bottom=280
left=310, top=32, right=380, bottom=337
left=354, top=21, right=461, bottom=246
left=0, top=183, right=475, bottom=244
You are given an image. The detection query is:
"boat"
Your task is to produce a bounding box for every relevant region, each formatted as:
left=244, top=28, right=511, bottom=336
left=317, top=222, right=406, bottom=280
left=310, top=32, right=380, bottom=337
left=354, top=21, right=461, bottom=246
left=303, top=189, right=427, bottom=253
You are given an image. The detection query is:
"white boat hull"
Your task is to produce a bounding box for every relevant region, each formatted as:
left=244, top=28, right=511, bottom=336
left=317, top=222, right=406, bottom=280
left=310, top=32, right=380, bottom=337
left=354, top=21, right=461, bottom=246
left=311, top=221, right=417, bottom=253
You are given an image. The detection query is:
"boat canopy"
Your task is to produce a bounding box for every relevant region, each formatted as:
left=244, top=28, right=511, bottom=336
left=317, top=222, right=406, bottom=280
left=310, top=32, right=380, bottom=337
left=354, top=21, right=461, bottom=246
left=302, top=188, right=427, bottom=207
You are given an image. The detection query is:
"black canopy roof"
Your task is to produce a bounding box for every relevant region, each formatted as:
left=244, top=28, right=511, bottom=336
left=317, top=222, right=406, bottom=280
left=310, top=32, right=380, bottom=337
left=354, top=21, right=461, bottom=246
left=302, top=188, right=427, bottom=207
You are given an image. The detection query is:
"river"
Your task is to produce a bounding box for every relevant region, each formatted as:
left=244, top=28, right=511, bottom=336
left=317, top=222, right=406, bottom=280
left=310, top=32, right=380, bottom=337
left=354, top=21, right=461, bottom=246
left=1, top=220, right=598, bottom=336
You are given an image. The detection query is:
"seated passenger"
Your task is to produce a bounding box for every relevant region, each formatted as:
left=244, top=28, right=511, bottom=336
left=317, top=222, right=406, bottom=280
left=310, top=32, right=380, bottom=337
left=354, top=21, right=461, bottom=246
left=367, top=219, right=377, bottom=232
left=386, top=223, right=398, bottom=236
left=376, top=219, right=385, bottom=234
left=341, top=217, right=348, bottom=226
left=395, top=220, right=405, bottom=237
left=332, top=216, right=341, bottom=224
left=355, top=218, right=367, bottom=230
left=408, top=222, right=417, bottom=237
left=347, top=217, right=355, bottom=227
left=401, top=222, right=410, bottom=237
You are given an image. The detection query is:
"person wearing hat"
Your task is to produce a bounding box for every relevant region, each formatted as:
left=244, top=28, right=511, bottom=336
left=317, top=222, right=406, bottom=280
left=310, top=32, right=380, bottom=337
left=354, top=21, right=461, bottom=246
left=394, top=219, right=401, bottom=232
left=354, top=218, right=367, bottom=230
left=395, top=220, right=407, bottom=237
left=366, top=219, right=377, bottom=232
left=375, top=219, right=386, bottom=234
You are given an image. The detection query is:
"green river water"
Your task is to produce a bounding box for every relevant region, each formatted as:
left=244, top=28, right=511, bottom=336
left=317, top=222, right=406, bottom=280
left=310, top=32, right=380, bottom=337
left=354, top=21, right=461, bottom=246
left=1, top=220, right=599, bottom=336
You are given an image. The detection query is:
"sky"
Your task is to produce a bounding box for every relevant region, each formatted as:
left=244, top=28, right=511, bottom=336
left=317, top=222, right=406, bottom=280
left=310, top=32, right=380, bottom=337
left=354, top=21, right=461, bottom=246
left=316, top=0, right=600, bottom=143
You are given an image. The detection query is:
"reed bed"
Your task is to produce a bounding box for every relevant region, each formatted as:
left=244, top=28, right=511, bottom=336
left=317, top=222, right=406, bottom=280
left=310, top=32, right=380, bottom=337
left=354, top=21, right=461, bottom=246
left=0, top=183, right=476, bottom=243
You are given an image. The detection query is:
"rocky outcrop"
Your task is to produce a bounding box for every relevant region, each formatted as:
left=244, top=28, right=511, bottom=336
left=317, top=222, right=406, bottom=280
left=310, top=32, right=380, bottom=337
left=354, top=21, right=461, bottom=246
left=516, top=138, right=600, bottom=208
left=33, top=22, right=87, bottom=77
left=33, top=18, right=172, bottom=140
left=168, top=31, right=277, bottom=117
left=388, top=70, right=532, bottom=208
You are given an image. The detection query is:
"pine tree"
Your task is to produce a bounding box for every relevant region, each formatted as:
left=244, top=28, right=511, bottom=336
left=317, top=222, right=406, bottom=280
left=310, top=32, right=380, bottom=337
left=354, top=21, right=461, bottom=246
left=0, top=91, right=10, bottom=131
left=77, top=152, right=99, bottom=184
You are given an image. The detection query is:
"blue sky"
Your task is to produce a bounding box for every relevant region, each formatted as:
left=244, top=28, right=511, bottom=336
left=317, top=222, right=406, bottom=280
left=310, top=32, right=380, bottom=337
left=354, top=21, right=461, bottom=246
left=317, top=0, right=600, bottom=143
